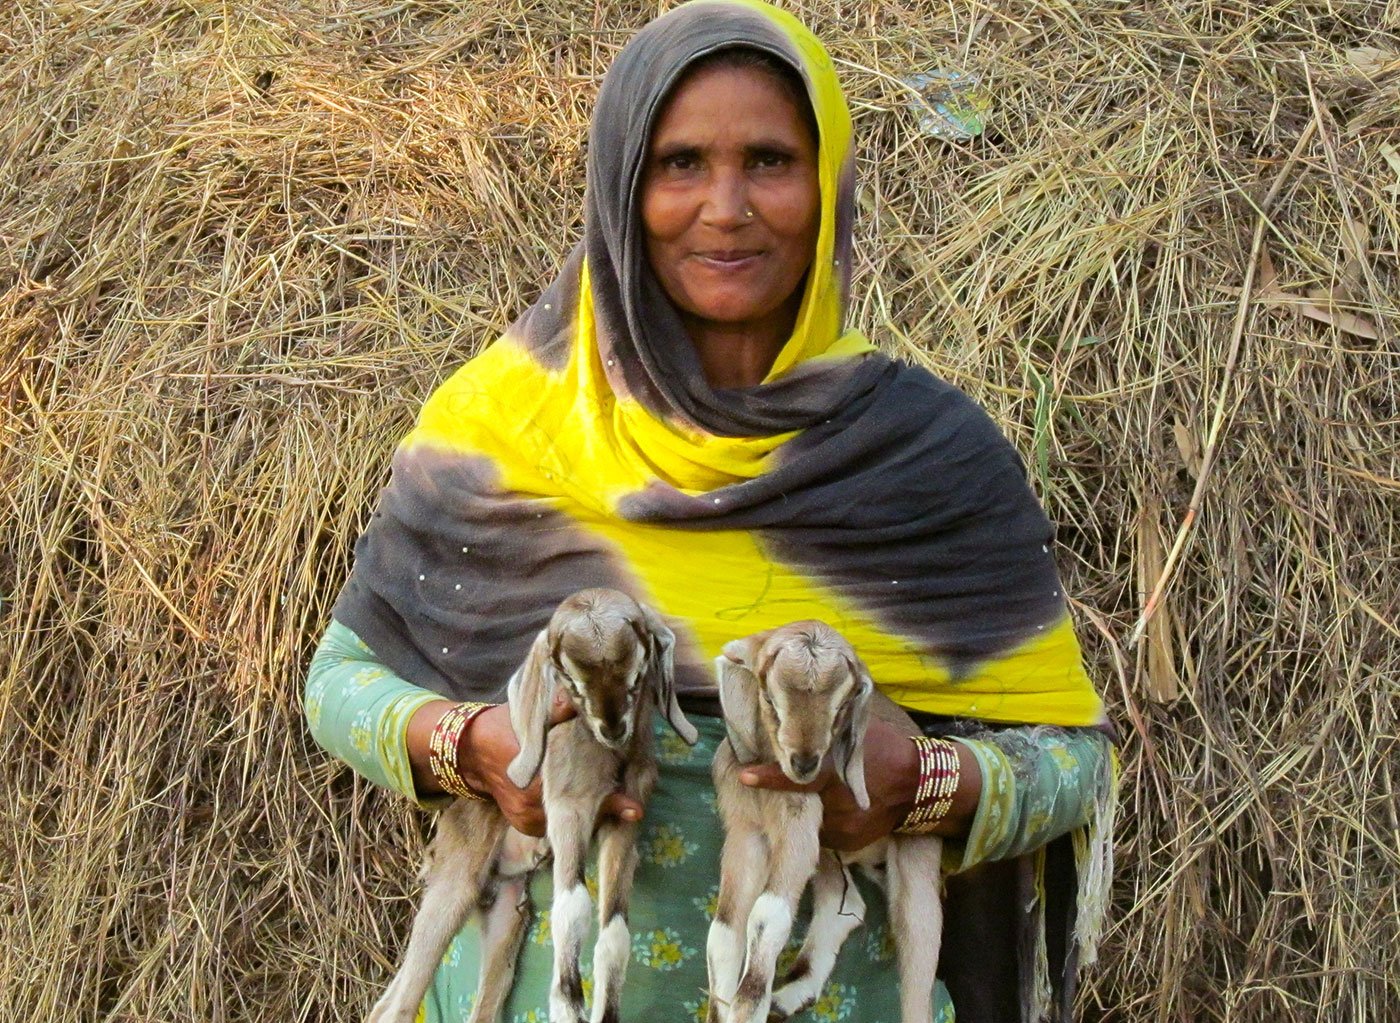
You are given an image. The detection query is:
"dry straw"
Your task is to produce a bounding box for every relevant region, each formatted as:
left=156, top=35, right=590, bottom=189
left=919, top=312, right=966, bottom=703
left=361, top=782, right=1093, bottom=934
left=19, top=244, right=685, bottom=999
left=2, top=1, right=1397, bottom=1020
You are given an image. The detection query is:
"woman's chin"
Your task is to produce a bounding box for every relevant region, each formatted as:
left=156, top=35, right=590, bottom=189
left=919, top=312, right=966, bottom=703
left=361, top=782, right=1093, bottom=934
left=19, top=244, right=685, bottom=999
left=678, top=294, right=791, bottom=333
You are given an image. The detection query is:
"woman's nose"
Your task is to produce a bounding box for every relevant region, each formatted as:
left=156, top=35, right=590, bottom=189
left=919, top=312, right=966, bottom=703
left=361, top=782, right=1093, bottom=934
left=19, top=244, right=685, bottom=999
left=699, top=169, right=750, bottom=228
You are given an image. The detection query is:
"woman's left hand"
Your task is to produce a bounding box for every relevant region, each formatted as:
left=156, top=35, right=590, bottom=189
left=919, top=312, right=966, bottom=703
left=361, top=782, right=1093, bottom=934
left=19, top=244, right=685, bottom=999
left=737, top=718, right=979, bottom=850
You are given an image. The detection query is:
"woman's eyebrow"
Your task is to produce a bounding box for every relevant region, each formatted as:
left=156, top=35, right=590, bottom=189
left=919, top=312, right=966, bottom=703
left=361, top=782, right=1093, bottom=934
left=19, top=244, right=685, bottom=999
left=650, top=140, right=702, bottom=160
left=743, top=136, right=801, bottom=152
left=650, top=137, right=803, bottom=159
left=743, top=139, right=801, bottom=156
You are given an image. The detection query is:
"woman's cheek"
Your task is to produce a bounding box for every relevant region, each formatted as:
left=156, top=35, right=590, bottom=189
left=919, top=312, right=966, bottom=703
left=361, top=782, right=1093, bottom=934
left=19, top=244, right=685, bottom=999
left=640, top=186, right=694, bottom=243
left=758, top=177, right=820, bottom=233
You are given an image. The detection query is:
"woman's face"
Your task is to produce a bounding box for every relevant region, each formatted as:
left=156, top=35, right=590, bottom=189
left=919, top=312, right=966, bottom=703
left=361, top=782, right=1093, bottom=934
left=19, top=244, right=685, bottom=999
left=640, top=63, right=820, bottom=345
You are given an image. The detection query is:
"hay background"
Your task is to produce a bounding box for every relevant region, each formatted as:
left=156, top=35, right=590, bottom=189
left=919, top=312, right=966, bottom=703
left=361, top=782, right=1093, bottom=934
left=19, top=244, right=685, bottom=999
left=2, top=0, right=1397, bottom=1020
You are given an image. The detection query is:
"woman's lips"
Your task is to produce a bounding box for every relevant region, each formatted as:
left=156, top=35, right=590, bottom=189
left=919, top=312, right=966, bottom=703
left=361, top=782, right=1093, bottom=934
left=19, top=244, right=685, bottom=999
left=692, top=250, right=763, bottom=271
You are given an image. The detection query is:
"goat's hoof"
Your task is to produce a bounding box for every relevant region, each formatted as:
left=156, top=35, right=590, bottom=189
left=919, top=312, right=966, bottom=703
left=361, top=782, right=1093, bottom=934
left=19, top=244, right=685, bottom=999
left=769, top=989, right=813, bottom=1021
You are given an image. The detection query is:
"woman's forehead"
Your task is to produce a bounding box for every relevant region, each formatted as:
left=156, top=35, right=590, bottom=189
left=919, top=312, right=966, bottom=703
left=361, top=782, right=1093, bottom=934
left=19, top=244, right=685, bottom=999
left=648, top=63, right=816, bottom=149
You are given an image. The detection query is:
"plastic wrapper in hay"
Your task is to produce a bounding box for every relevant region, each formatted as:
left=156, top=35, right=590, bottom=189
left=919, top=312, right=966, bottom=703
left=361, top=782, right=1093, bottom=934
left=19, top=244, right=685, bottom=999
left=902, top=70, right=990, bottom=140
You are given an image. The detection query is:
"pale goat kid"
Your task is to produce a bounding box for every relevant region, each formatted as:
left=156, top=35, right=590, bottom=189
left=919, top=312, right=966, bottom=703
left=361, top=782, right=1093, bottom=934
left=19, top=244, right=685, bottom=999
left=705, top=622, right=943, bottom=1023
left=369, top=588, right=698, bottom=1023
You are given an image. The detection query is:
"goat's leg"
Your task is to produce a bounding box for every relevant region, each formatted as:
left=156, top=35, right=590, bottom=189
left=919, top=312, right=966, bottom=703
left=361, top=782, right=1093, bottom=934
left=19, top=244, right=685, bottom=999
left=546, top=804, right=597, bottom=1023
left=588, top=817, right=639, bottom=1023
left=464, top=872, right=531, bottom=1023
left=706, top=831, right=768, bottom=1023
left=589, top=753, right=654, bottom=1023
left=886, top=837, right=943, bottom=1023
left=770, top=852, right=865, bottom=1020
left=368, top=808, right=504, bottom=1023
left=727, top=821, right=820, bottom=1023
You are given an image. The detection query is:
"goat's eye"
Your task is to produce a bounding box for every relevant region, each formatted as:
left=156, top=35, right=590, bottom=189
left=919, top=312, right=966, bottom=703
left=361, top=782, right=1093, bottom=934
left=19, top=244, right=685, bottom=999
left=553, top=667, right=581, bottom=697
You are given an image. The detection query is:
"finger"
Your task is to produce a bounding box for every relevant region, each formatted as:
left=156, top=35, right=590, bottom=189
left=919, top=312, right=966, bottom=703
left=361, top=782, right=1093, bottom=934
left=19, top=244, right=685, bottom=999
left=738, top=764, right=827, bottom=793
left=600, top=792, right=645, bottom=824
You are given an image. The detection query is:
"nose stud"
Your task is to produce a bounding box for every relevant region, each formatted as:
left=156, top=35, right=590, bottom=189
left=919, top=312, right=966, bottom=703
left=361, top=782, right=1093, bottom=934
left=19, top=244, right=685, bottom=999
left=745, top=208, right=754, bottom=218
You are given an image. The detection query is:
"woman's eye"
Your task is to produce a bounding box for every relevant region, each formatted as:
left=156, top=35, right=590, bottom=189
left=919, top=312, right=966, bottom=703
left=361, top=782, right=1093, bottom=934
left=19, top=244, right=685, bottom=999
left=660, top=152, right=700, bottom=172
left=749, top=150, right=792, bottom=170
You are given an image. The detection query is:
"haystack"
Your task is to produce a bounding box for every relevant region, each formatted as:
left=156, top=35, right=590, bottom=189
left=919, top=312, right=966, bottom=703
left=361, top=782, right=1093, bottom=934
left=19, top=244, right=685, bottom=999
left=2, top=1, right=1396, bottom=1019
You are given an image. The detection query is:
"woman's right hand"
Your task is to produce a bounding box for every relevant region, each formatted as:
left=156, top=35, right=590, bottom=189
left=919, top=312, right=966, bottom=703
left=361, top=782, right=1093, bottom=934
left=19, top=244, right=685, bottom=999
left=411, top=697, right=645, bottom=837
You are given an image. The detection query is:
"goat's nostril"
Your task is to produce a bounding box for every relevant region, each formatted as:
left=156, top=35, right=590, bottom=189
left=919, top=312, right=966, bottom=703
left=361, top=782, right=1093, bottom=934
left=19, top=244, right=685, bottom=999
left=791, top=754, right=820, bottom=778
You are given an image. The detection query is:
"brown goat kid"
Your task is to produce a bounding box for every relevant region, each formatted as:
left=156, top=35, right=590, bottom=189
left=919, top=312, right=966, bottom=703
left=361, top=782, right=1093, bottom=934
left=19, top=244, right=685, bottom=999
left=706, top=621, right=943, bottom=1023
left=368, top=588, right=697, bottom=1023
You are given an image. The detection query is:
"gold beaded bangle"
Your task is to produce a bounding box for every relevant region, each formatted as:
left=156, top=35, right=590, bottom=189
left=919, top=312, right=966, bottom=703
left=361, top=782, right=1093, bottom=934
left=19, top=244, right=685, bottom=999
left=896, top=736, right=961, bottom=835
left=428, top=701, right=493, bottom=801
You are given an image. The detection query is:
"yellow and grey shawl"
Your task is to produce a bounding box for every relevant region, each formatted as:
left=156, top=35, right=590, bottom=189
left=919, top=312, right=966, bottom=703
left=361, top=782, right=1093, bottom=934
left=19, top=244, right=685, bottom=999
left=333, top=0, right=1105, bottom=729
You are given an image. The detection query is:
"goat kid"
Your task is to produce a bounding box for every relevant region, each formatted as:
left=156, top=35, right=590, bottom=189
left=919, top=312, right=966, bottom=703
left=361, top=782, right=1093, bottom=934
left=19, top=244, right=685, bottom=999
left=369, top=588, right=697, bottom=1023
left=705, top=622, right=943, bottom=1023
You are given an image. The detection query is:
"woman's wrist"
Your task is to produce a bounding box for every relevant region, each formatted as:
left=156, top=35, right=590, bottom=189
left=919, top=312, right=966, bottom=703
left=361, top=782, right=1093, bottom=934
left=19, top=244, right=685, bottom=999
left=896, top=738, right=980, bottom=839
left=453, top=703, right=523, bottom=796
left=875, top=724, right=922, bottom=829
left=844, top=728, right=981, bottom=844
left=896, top=736, right=961, bottom=834
left=429, top=701, right=494, bottom=800
left=407, top=699, right=496, bottom=799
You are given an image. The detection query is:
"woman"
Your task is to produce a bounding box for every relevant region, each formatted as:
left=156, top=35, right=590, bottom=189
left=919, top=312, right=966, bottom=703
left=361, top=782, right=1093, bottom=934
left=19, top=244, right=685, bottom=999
left=306, top=1, right=1115, bottom=1020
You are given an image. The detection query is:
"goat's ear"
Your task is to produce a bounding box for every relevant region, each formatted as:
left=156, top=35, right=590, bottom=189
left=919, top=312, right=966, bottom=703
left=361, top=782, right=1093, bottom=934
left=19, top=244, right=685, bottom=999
left=506, top=628, right=556, bottom=788
left=832, top=656, right=875, bottom=811
left=720, top=628, right=773, bottom=669
left=715, top=654, right=761, bottom=762
left=641, top=605, right=697, bottom=745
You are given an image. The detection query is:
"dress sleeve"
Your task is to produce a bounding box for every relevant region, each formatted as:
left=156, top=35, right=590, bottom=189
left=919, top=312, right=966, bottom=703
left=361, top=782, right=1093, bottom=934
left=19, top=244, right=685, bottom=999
left=947, top=725, right=1115, bottom=871
left=304, top=618, right=451, bottom=809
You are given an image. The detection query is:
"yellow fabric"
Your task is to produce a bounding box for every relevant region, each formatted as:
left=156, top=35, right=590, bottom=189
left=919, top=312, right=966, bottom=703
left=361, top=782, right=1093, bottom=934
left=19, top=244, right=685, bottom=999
left=406, top=338, right=1100, bottom=726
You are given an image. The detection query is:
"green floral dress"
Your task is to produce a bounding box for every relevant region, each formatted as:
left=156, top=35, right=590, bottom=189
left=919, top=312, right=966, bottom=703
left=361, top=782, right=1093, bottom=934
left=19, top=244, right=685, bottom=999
left=306, top=620, right=1112, bottom=1023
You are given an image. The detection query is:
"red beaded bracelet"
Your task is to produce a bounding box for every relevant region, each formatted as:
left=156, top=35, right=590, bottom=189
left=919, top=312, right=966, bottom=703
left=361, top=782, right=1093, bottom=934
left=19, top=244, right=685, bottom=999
left=427, top=701, right=493, bottom=801
left=895, top=736, right=960, bottom=835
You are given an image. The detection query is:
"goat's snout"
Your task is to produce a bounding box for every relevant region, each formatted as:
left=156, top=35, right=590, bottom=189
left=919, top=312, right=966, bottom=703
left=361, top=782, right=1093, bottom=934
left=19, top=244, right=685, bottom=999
left=788, top=752, right=822, bottom=781
left=584, top=686, right=634, bottom=749
left=597, top=718, right=630, bottom=747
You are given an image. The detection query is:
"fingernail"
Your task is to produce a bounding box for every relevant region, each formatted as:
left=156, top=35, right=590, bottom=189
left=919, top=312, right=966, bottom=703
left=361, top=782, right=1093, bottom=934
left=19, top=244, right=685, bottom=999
left=623, top=808, right=640, bottom=821
left=740, top=771, right=758, bottom=786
